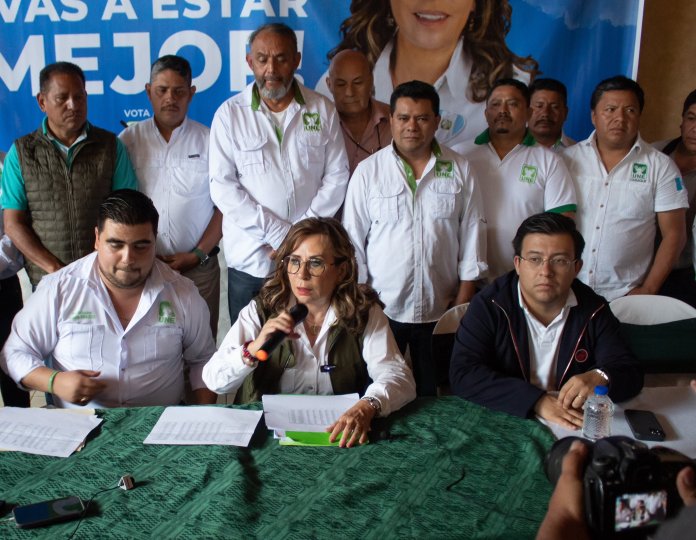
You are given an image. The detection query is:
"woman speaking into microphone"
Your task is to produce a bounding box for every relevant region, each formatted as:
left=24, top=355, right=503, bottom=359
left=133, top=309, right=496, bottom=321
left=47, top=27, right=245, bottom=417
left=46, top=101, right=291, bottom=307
left=203, top=218, right=416, bottom=447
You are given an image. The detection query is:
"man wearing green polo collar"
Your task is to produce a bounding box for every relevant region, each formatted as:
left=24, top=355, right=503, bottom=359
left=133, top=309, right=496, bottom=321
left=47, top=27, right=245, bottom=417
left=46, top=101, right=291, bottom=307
left=452, top=79, right=577, bottom=283
left=343, top=80, right=487, bottom=396
left=1, top=62, right=137, bottom=288
left=209, top=23, right=349, bottom=325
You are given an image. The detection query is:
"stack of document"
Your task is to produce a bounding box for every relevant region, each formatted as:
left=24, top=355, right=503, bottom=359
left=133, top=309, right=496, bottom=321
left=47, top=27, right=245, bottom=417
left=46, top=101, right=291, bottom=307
left=144, top=406, right=263, bottom=447
left=0, top=407, right=102, bottom=458
left=262, top=394, right=359, bottom=446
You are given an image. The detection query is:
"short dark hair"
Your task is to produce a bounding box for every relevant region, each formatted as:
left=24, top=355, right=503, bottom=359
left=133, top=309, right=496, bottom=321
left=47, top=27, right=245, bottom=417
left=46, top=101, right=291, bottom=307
left=590, top=75, right=644, bottom=112
left=98, top=189, right=159, bottom=235
left=512, top=212, right=585, bottom=260
left=487, top=78, right=531, bottom=106
left=249, top=23, right=298, bottom=52
left=390, top=80, right=440, bottom=117
left=682, top=89, right=696, bottom=116
left=529, top=78, right=568, bottom=107
left=39, top=62, right=85, bottom=94
left=150, top=55, right=192, bottom=85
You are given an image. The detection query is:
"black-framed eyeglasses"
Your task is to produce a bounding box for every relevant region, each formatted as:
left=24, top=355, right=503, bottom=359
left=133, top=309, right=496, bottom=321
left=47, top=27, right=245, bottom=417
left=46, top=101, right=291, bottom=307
left=283, top=256, right=344, bottom=277
left=518, top=256, right=577, bottom=269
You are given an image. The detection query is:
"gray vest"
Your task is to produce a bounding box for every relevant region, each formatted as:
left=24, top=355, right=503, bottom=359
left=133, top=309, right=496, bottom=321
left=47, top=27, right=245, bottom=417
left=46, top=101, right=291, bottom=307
left=15, top=125, right=116, bottom=285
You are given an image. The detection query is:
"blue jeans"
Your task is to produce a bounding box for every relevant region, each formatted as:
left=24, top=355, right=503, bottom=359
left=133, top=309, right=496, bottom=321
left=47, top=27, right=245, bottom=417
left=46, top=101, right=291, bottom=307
left=227, top=268, right=266, bottom=326
left=388, top=319, right=438, bottom=397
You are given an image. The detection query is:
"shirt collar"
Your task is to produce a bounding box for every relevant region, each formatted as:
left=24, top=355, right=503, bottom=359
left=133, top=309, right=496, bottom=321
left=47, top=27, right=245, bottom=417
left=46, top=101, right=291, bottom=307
left=517, top=281, right=578, bottom=324
left=42, top=117, right=89, bottom=150
left=474, top=128, right=536, bottom=147
left=373, top=36, right=469, bottom=97
left=586, top=129, right=643, bottom=155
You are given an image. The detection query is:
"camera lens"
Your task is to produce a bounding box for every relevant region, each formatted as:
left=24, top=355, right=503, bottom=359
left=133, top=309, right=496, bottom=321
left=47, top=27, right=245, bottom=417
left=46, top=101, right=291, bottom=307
left=544, top=436, right=590, bottom=484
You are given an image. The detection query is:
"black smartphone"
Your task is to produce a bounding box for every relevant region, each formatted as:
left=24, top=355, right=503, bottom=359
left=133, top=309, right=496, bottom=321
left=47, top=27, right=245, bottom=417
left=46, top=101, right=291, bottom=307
left=624, top=409, right=666, bottom=441
left=12, top=496, right=84, bottom=528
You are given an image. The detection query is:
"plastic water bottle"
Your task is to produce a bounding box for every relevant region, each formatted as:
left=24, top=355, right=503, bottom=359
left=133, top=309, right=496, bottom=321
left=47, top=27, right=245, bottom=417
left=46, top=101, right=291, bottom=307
left=582, top=385, right=614, bottom=440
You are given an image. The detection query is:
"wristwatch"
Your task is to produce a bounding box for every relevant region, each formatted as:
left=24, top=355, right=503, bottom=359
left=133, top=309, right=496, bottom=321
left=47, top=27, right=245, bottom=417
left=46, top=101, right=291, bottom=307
left=360, top=396, right=382, bottom=416
left=191, top=247, right=209, bottom=265
left=594, top=369, right=610, bottom=384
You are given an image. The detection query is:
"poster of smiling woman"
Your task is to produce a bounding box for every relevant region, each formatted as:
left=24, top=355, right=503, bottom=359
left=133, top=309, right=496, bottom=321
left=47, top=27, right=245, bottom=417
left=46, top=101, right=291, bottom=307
left=0, top=0, right=643, bottom=151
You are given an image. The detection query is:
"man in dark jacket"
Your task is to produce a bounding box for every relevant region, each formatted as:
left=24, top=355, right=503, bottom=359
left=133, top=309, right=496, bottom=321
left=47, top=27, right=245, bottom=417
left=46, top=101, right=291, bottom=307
left=450, top=212, right=643, bottom=429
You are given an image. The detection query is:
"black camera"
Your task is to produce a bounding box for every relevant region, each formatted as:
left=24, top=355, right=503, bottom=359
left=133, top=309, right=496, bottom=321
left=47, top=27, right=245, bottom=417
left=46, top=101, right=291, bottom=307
left=545, top=436, right=694, bottom=539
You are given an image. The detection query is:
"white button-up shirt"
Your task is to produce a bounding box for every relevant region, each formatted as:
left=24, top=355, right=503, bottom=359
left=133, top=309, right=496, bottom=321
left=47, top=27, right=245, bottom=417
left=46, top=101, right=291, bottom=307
left=203, top=301, right=416, bottom=417
left=209, top=81, right=350, bottom=277
left=562, top=132, right=688, bottom=300
left=454, top=131, right=577, bottom=282
left=342, top=142, right=487, bottom=324
left=519, top=283, right=577, bottom=390
left=0, top=253, right=216, bottom=408
left=119, top=117, right=213, bottom=255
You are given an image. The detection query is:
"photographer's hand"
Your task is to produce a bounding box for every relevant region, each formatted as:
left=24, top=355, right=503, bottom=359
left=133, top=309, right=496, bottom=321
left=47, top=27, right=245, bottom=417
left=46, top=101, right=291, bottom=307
left=534, top=394, right=584, bottom=429
left=677, top=466, right=696, bottom=507
left=537, top=441, right=591, bottom=540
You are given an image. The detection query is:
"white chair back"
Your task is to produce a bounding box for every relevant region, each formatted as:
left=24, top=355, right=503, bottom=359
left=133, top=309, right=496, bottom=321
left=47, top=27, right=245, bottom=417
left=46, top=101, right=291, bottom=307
left=433, top=303, right=469, bottom=335
left=609, top=295, right=696, bottom=325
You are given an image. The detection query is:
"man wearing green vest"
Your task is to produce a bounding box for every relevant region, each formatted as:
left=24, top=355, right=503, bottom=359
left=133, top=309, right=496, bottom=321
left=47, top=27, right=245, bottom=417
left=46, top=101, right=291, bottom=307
left=1, top=61, right=137, bottom=287
left=342, top=80, right=487, bottom=396
left=452, top=79, right=577, bottom=283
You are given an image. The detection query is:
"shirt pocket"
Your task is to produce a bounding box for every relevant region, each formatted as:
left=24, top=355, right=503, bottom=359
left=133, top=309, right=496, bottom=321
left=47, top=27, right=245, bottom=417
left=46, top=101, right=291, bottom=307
left=368, top=182, right=403, bottom=223
left=618, top=179, right=655, bottom=220
left=142, top=326, right=184, bottom=373
left=235, top=134, right=267, bottom=176
left=61, top=323, right=105, bottom=371
left=172, top=158, right=210, bottom=197
left=299, top=131, right=328, bottom=165
left=428, top=179, right=461, bottom=219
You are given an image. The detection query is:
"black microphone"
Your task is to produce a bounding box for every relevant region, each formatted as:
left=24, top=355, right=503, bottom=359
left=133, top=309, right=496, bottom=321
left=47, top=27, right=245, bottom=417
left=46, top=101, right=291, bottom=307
left=256, top=304, right=308, bottom=361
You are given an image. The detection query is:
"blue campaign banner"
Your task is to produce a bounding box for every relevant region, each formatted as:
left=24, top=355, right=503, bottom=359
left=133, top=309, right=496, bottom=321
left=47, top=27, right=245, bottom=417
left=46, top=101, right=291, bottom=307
left=0, top=0, right=642, bottom=152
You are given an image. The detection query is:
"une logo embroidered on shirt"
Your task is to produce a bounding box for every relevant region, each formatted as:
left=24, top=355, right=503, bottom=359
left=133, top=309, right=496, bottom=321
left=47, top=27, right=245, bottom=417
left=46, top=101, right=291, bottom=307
left=72, top=310, right=95, bottom=321
left=159, top=301, right=176, bottom=324
left=302, top=112, right=321, bottom=131
left=519, top=164, right=538, bottom=184
left=631, top=162, right=648, bottom=182
left=434, top=159, right=454, bottom=178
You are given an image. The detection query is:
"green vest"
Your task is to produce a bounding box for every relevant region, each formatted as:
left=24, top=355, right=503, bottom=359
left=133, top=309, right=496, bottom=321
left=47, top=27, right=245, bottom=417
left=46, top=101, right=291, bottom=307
left=15, top=126, right=116, bottom=285
left=236, top=303, right=369, bottom=404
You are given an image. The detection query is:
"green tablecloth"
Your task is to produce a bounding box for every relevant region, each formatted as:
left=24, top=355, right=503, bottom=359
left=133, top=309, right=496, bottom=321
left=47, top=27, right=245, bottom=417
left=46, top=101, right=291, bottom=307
left=0, top=397, right=556, bottom=539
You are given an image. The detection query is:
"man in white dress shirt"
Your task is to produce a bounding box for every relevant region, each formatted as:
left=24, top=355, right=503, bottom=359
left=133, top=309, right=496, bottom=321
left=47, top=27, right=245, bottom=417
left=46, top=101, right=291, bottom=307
left=453, top=78, right=577, bottom=282
left=209, top=23, right=349, bottom=324
left=0, top=190, right=217, bottom=408
left=562, top=76, right=688, bottom=301
left=343, top=80, right=487, bottom=396
left=120, top=55, right=222, bottom=337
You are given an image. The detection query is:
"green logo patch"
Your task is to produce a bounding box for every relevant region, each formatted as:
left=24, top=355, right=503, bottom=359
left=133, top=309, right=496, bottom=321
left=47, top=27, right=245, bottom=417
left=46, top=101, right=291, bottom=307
left=675, top=177, right=684, bottom=191
left=302, top=112, right=321, bottom=131
left=434, top=159, right=454, bottom=178
left=519, top=164, right=538, bottom=184
left=631, top=162, right=648, bottom=182
left=158, top=301, right=176, bottom=324
left=71, top=310, right=95, bottom=321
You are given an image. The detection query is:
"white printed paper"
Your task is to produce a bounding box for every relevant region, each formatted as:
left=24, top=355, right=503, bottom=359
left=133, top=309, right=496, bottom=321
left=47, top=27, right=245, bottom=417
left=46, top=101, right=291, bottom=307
left=0, top=407, right=102, bottom=458
left=262, top=393, right=359, bottom=433
left=143, top=406, right=263, bottom=447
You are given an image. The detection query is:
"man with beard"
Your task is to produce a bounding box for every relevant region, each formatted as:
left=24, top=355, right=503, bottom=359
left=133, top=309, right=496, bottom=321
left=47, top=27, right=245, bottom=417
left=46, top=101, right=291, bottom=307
left=528, top=78, right=576, bottom=151
left=209, top=23, right=349, bottom=324
left=453, top=79, right=576, bottom=282
left=0, top=190, right=217, bottom=408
